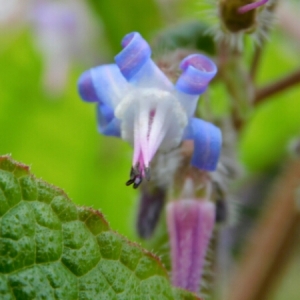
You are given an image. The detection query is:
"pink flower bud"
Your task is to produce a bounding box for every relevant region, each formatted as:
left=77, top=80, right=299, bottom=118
left=167, top=199, right=215, bottom=294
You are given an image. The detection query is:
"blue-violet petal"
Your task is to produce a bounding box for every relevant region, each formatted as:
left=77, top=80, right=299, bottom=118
left=184, top=117, right=222, bottom=171
left=176, top=54, right=217, bottom=95
left=78, top=64, right=129, bottom=107
left=114, top=32, right=151, bottom=81
left=97, top=103, right=121, bottom=137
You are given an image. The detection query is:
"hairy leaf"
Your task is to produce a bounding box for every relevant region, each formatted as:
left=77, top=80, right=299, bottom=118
left=0, top=155, right=200, bottom=300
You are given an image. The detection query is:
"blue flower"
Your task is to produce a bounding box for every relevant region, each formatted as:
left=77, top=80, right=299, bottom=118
left=78, top=32, right=222, bottom=188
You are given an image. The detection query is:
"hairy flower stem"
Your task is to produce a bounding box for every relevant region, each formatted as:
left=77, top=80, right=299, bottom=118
left=217, top=44, right=254, bottom=130
left=250, top=45, right=264, bottom=81
left=226, top=159, right=300, bottom=300
left=255, top=69, right=300, bottom=104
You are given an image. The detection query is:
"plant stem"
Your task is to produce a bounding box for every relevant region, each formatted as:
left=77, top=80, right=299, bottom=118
left=255, top=69, right=300, bottom=104
left=226, top=159, right=300, bottom=300
left=250, top=45, right=264, bottom=81
left=217, top=43, right=255, bottom=131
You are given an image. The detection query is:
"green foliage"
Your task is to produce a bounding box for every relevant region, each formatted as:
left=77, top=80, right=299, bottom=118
left=239, top=33, right=300, bottom=171
left=0, top=31, right=136, bottom=240
left=86, top=0, right=164, bottom=54
left=0, top=156, right=200, bottom=300
left=152, top=21, right=216, bottom=55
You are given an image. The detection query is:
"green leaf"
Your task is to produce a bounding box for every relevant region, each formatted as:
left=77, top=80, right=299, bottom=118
left=0, top=155, right=200, bottom=300
left=152, top=21, right=215, bottom=55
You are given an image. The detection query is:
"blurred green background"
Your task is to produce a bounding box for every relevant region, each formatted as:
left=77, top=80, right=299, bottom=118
left=1, top=0, right=300, bottom=299
left=0, top=3, right=300, bottom=298
left=1, top=0, right=300, bottom=238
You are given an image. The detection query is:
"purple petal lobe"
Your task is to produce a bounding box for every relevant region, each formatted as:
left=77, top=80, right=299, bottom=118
left=238, top=0, right=269, bottom=14
left=114, top=32, right=151, bottom=81
left=176, top=54, right=217, bottom=95
left=97, top=103, right=121, bottom=137
left=78, top=70, right=99, bottom=102
left=78, top=64, right=129, bottom=107
left=167, top=199, right=215, bottom=294
left=184, top=118, right=222, bottom=171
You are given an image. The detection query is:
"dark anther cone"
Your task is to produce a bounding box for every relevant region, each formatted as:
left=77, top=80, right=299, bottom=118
left=136, top=185, right=166, bottom=239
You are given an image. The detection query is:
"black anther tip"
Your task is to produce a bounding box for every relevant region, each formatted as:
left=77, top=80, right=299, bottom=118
left=126, top=179, right=134, bottom=186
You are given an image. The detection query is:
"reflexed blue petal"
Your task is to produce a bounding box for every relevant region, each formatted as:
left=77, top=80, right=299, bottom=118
left=78, top=69, right=99, bottom=102
left=97, top=103, right=121, bottom=137
left=115, top=32, right=151, bottom=81
left=176, top=54, right=217, bottom=95
left=114, top=32, right=172, bottom=89
left=183, top=118, right=222, bottom=171
left=78, top=64, right=129, bottom=108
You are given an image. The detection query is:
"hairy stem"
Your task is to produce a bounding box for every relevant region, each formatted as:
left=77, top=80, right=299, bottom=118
left=250, top=45, right=264, bottom=81
left=226, top=159, right=300, bottom=300
left=255, top=69, right=300, bottom=104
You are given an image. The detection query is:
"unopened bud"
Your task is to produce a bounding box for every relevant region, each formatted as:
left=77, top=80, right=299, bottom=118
left=220, top=0, right=258, bottom=33
left=167, top=199, right=215, bottom=294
